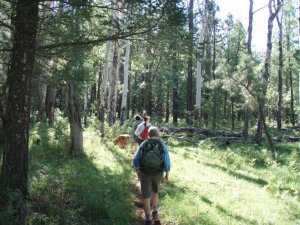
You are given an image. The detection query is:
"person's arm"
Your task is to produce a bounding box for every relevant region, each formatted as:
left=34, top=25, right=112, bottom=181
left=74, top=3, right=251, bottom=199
left=162, top=142, right=171, bottom=181
left=133, top=148, right=141, bottom=169
left=133, top=141, right=146, bottom=169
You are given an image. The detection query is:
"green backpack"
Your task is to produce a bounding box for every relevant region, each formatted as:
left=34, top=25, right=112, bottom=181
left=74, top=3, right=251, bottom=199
left=139, top=139, right=164, bottom=174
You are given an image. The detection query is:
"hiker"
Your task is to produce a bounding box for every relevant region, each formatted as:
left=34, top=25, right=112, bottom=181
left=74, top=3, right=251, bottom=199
left=132, top=114, right=143, bottom=153
left=133, top=126, right=171, bottom=225
left=135, top=115, right=151, bottom=145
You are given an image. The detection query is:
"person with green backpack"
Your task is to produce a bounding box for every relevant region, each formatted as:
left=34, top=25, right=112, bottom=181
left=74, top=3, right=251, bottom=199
left=133, top=126, right=171, bottom=225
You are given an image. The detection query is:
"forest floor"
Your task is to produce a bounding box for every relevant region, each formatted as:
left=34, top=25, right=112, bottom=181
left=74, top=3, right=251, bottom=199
left=20, top=122, right=300, bottom=225
left=131, top=149, right=145, bottom=225
left=133, top=173, right=145, bottom=225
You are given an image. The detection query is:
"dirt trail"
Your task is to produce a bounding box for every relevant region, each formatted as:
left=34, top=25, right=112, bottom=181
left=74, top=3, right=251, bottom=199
left=132, top=150, right=163, bottom=225
left=133, top=172, right=164, bottom=225
left=133, top=173, right=145, bottom=225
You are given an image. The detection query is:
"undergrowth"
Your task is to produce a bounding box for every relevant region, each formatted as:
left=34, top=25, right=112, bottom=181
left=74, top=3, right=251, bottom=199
left=0, top=117, right=299, bottom=225
left=160, top=138, right=300, bottom=225
left=26, top=120, right=136, bottom=225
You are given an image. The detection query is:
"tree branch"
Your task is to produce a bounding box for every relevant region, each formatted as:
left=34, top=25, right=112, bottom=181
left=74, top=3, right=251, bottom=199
left=37, top=24, right=158, bottom=51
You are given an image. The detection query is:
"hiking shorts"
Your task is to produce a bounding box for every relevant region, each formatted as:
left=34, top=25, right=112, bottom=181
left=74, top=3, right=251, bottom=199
left=139, top=171, right=163, bottom=199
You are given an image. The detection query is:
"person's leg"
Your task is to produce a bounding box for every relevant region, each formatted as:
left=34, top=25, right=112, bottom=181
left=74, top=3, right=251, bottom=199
left=142, top=197, right=151, bottom=222
left=140, top=172, right=152, bottom=223
left=151, top=192, right=159, bottom=220
left=151, top=173, right=163, bottom=220
left=151, top=191, right=158, bottom=207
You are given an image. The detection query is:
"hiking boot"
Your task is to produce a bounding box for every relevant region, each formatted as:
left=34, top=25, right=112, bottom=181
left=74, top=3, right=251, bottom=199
left=152, top=211, right=159, bottom=221
left=145, top=220, right=152, bottom=225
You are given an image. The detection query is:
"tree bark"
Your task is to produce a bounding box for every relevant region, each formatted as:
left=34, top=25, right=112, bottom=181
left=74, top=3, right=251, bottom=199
left=254, top=0, right=282, bottom=144
left=97, top=65, right=102, bottom=101
left=231, top=98, right=235, bottom=131
left=172, top=51, right=179, bottom=125
left=98, top=41, right=112, bottom=137
left=90, top=82, right=97, bottom=110
left=66, top=81, right=83, bottom=155
left=212, top=18, right=217, bottom=129
left=289, top=68, right=295, bottom=127
left=247, top=0, right=253, bottom=55
left=186, top=0, right=194, bottom=125
left=243, top=0, right=253, bottom=140
left=37, top=81, right=47, bottom=121
left=258, top=104, right=276, bottom=158
left=195, top=0, right=207, bottom=122
left=276, top=9, right=283, bottom=131
left=120, top=40, right=131, bottom=125
left=0, top=0, right=39, bottom=223
left=83, top=86, right=88, bottom=127
left=45, top=85, right=56, bottom=125
left=108, top=40, right=120, bottom=126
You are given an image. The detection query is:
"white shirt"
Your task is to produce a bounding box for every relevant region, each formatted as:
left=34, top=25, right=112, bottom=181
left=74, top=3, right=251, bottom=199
left=135, top=121, right=151, bottom=138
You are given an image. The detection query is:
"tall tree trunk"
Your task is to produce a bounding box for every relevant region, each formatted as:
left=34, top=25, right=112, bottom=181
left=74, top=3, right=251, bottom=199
left=247, top=0, right=253, bottom=55
left=37, top=81, right=47, bottom=121
left=98, top=41, right=112, bottom=137
left=243, top=0, right=253, bottom=140
left=108, top=40, right=120, bottom=126
left=46, top=85, right=56, bottom=125
left=254, top=0, right=282, bottom=148
left=212, top=19, right=217, bottom=129
left=64, top=84, right=69, bottom=116
left=289, top=69, right=295, bottom=127
left=90, top=82, right=97, bottom=110
left=66, top=81, right=83, bottom=155
left=97, top=65, right=102, bottom=101
left=120, top=40, right=131, bottom=125
left=0, top=1, right=39, bottom=224
left=298, top=0, right=300, bottom=127
left=83, top=86, right=88, bottom=127
left=259, top=103, right=276, bottom=158
left=231, top=98, right=235, bottom=131
left=195, top=0, right=207, bottom=122
left=224, top=92, right=227, bottom=118
left=195, top=60, right=202, bottom=121
left=286, top=33, right=295, bottom=127
left=186, top=0, right=194, bottom=125
left=165, top=90, right=170, bottom=123
left=144, top=61, right=153, bottom=116
left=131, top=72, right=137, bottom=116
left=276, top=9, right=283, bottom=130
left=172, top=52, right=179, bottom=125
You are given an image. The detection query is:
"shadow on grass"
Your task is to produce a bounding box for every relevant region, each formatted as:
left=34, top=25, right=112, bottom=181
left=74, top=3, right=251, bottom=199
left=200, top=196, right=258, bottom=225
left=160, top=182, right=220, bottom=225
left=204, top=163, right=268, bottom=186
left=28, top=138, right=135, bottom=225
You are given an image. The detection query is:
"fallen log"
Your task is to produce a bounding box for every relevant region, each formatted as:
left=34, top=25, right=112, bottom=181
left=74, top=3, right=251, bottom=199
left=159, top=126, right=242, bottom=137
left=159, top=126, right=299, bottom=144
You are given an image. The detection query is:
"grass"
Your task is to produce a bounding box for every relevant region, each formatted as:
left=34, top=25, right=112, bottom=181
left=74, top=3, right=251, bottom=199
left=159, top=139, right=300, bottom=225
left=1, top=118, right=299, bottom=225
left=26, top=121, right=136, bottom=225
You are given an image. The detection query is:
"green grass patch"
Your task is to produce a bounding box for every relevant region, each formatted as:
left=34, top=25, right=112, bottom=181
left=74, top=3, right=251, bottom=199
left=27, top=122, right=136, bottom=225
left=160, top=139, right=300, bottom=225
left=2, top=119, right=299, bottom=225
